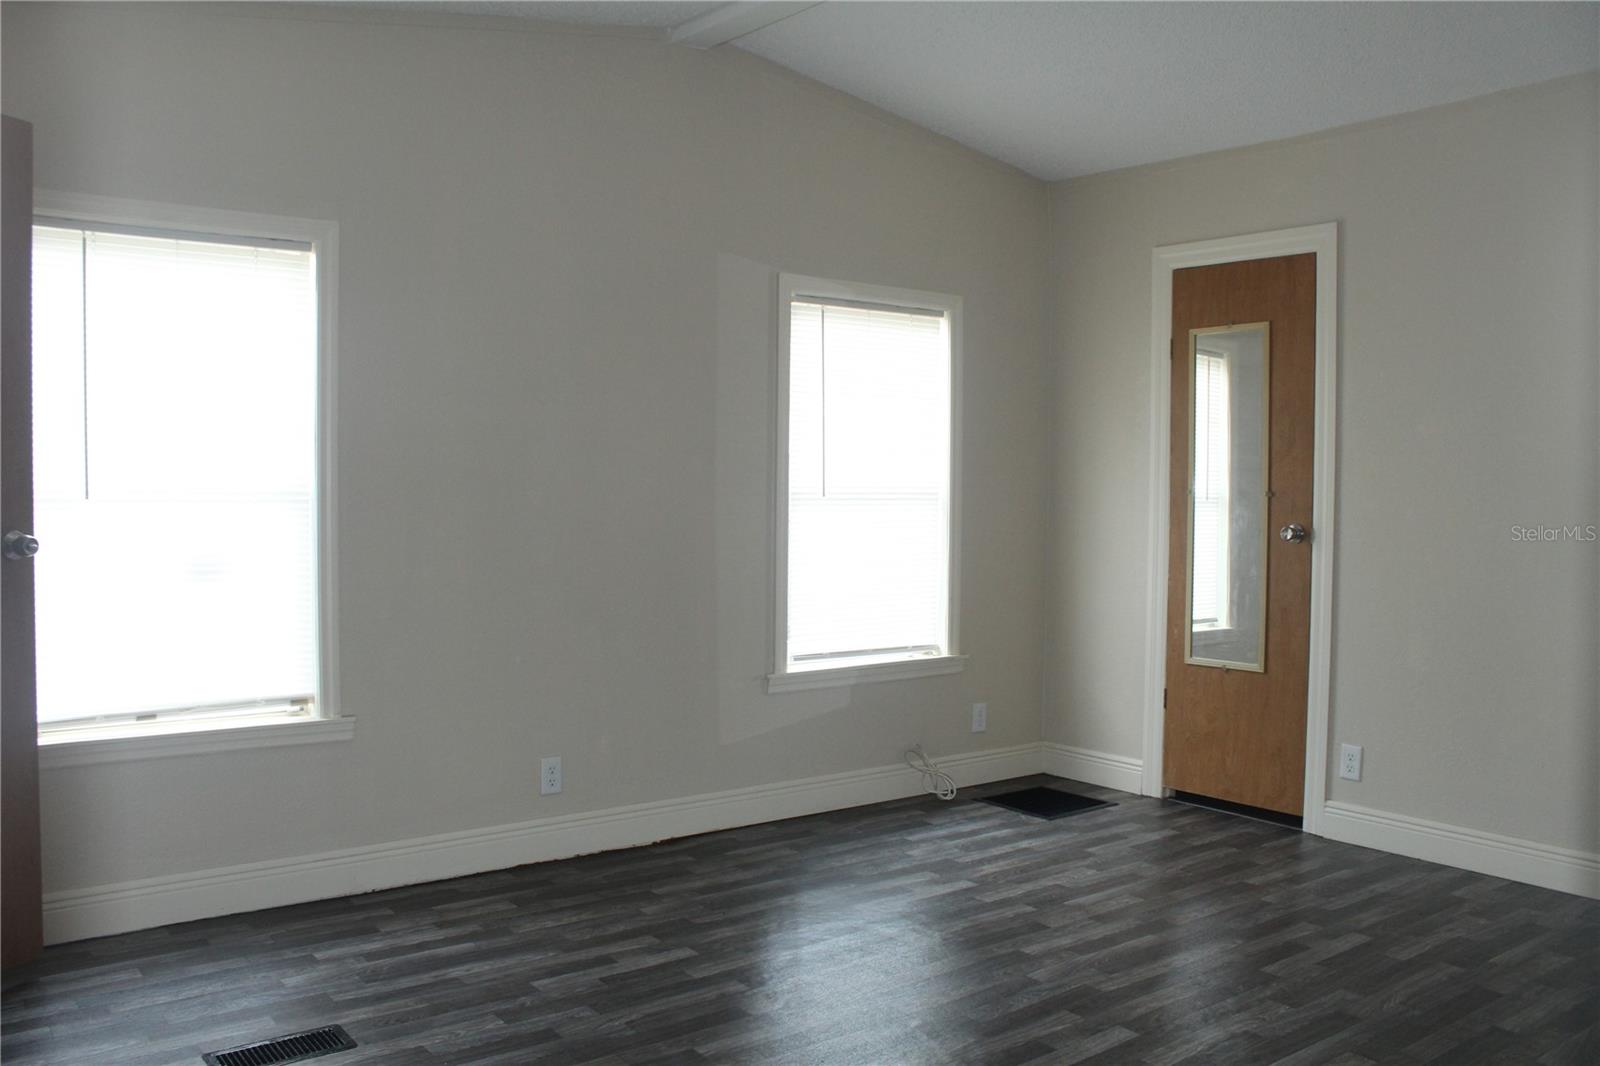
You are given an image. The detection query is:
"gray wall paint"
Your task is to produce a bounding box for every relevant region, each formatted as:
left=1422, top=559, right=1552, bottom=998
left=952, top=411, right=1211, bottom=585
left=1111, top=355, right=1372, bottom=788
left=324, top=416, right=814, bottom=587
left=5, top=1, right=1594, bottom=901
left=3, top=2, right=1050, bottom=893
left=1045, top=74, right=1599, bottom=854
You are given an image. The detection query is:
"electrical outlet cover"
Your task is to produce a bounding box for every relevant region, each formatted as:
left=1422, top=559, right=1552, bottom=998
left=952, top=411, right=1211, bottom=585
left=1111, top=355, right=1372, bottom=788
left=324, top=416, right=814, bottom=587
left=540, top=756, right=562, bottom=795
left=1339, top=744, right=1362, bottom=781
left=971, top=703, right=988, bottom=733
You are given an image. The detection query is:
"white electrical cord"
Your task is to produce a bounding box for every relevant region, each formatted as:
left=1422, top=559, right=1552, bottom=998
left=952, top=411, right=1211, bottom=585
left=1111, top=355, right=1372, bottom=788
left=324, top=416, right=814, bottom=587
left=905, top=744, right=958, bottom=801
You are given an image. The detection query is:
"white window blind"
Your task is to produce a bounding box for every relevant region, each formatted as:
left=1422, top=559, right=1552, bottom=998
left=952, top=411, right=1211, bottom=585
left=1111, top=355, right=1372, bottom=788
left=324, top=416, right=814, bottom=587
left=31, top=223, right=319, bottom=726
left=1191, top=350, right=1231, bottom=628
left=785, top=297, right=952, bottom=670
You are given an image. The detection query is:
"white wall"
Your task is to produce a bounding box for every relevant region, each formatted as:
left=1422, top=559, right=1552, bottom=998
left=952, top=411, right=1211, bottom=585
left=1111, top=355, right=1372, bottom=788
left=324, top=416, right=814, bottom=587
left=2, top=3, right=1050, bottom=897
left=1046, top=74, right=1600, bottom=855
left=6, top=1, right=1593, bottom=923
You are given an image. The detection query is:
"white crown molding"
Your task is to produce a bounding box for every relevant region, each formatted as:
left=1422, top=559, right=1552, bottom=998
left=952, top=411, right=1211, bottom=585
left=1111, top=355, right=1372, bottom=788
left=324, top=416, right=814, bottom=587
left=1322, top=801, right=1600, bottom=900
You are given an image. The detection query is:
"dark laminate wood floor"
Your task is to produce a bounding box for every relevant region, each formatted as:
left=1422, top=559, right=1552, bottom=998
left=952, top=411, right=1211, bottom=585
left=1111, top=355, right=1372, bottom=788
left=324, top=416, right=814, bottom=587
left=3, top=776, right=1597, bottom=1065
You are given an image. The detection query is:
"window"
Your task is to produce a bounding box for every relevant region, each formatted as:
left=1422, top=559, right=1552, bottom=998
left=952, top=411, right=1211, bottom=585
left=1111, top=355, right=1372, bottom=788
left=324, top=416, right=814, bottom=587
left=31, top=205, right=334, bottom=743
left=1190, top=349, right=1231, bottom=630
left=770, top=274, right=961, bottom=692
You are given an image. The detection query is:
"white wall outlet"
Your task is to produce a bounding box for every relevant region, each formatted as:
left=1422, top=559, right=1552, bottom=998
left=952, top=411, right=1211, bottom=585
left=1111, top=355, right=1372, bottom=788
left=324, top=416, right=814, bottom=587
left=540, top=755, right=562, bottom=795
left=970, top=702, right=988, bottom=733
left=1339, top=744, right=1362, bottom=781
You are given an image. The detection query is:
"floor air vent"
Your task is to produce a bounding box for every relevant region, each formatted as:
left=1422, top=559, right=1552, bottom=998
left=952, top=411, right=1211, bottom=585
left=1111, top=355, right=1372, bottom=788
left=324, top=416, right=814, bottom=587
left=202, top=1025, right=357, bottom=1066
left=978, top=786, right=1113, bottom=820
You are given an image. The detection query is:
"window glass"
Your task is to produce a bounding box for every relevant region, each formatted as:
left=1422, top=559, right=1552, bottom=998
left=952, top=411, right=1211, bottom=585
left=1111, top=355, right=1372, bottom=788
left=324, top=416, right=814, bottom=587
left=31, top=224, right=318, bottom=724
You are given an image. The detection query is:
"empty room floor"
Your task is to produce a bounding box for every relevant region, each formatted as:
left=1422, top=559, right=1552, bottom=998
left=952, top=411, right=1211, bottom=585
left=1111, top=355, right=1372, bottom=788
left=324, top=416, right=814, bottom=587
left=2, top=776, right=1595, bottom=1065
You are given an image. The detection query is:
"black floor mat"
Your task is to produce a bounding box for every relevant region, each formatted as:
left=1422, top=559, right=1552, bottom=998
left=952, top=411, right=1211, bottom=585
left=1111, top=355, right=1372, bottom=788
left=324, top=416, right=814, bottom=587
left=978, top=786, right=1113, bottom=820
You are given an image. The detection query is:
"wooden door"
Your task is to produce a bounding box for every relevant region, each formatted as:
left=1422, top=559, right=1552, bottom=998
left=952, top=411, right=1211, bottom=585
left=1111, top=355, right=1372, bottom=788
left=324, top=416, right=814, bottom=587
left=2, top=114, right=43, bottom=969
left=1164, top=253, right=1315, bottom=816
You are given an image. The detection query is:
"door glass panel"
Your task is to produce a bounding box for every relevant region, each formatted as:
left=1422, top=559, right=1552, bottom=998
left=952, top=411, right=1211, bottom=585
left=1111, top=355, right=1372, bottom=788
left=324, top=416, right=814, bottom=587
left=1186, top=323, right=1268, bottom=670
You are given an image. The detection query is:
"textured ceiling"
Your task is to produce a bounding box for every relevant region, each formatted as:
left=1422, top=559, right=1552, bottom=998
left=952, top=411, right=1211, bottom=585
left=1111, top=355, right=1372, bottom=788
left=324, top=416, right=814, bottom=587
left=336, top=2, right=1599, bottom=180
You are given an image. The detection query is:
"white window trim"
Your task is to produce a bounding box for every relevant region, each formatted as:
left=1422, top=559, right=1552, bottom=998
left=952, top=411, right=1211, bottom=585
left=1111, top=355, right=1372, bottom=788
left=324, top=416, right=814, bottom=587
left=32, top=192, right=348, bottom=755
left=766, top=654, right=967, bottom=694
left=767, top=272, right=964, bottom=694
left=38, top=715, right=354, bottom=769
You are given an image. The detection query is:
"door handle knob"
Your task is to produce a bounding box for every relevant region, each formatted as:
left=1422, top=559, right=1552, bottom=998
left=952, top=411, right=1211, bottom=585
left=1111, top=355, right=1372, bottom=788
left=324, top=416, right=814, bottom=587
left=3, top=530, right=40, bottom=559
left=1278, top=523, right=1308, bottom=544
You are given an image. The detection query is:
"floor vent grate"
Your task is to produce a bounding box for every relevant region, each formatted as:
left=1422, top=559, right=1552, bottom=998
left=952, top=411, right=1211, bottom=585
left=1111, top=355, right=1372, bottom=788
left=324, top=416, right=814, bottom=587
left=978, top=786, right=1114, bottom=820
left=202, top=1025, right=357, bottom=1066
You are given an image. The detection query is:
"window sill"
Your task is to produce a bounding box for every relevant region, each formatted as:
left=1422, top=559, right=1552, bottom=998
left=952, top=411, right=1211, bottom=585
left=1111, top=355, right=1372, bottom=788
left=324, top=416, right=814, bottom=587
left=766, top=655, right=966, bottom=694
left=38, top=715, right=355, bottom=769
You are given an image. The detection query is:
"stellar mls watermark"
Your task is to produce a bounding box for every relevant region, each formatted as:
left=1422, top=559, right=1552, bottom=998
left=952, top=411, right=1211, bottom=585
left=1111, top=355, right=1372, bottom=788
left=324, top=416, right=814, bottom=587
left=1510, top=524, right=1598, bottom=542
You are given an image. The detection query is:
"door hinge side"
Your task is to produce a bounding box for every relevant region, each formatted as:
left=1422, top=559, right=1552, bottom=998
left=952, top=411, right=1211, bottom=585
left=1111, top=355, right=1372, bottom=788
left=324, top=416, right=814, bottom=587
left=1163, top=687, right=1167, bottom=708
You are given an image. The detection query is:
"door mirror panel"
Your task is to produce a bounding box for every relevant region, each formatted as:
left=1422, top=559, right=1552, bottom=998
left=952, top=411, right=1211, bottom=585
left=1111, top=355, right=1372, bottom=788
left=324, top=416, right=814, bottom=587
left=1185, top=322, right=1269, bottom=671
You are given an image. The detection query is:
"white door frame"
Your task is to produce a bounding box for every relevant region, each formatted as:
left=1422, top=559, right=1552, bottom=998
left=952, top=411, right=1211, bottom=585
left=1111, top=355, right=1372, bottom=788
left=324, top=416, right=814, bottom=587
left=1141, top=222, right=1338, bottom=835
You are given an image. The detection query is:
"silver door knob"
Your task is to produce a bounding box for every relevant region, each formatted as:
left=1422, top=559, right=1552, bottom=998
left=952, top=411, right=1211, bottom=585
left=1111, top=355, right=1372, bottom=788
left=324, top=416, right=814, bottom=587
left=1278, top=523, right=1308, bottom=544
left=3, top=530, right=40, bottom=559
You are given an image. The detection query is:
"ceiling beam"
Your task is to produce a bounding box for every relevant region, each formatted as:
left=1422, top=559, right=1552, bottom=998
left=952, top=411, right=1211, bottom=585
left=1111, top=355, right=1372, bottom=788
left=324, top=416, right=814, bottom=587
left=669, top=2, right=820, bottom=49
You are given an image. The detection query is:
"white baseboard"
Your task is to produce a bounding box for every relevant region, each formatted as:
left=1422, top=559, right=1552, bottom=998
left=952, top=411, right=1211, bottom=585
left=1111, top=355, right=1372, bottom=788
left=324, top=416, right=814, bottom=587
left=1038, top=742, right=1144, bottom=794
left=46, top=743, right=1595, bottom=944
left=1031, top=747, right=1598, bottom=900
left=42, top=742, right=1041, bottom=944
left=1321, top=801, right=1600, bottom=900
